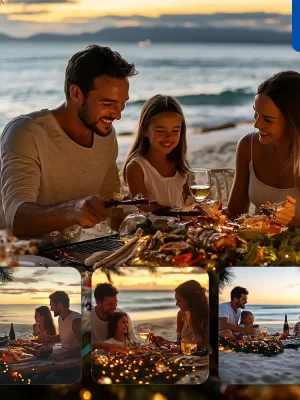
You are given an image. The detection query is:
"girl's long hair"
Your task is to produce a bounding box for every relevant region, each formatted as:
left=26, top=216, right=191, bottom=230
left=175, top=280, right=209, bottom=346
left=107, top=311, right=129, bottom=340
left=121, top=94, right=190, bottom=182
left=257, top=70, right=300, bottom=178
left=239, top=310, right=253, bottom=325
left=35, top=306, right=56, bottom=336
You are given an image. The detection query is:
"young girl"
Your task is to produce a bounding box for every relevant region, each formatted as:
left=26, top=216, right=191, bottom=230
left=234, top=311, right=255, bottom=338
left=33, top=306, right=56, bottom=337
left=121, top=94, right=192, bottom=208
left=103, top=312, right=129, bottom=348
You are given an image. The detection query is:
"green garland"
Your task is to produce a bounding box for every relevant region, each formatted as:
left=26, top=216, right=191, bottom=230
left=92, top=351, right=196, bottom=384
left=219, top=337, right=284, bottom=357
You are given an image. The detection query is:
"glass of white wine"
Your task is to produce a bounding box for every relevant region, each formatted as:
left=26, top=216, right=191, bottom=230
left=138, top=327, right=151, bottom=344
left=188, top=168, right=211, bottom=202
left=181, top=337, right=197, bottom=355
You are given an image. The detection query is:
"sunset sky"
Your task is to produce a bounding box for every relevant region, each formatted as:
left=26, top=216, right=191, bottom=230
left=0, top=267, right=81, bottom=305
left=219, top=267, right=300, bottom=305
left=0, top=0, right=291, bottom=37
left=92, top=267, right=208, bottom=291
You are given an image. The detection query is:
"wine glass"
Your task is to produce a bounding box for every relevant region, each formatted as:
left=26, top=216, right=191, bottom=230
left=188, top=168, right=211, bottom=202
left=181, top=337, right=197, bottom=355
left=261, top=327, right=268, bottom=336
left=289, top=323, right=294, bottom=336
left=138, top=327, right=151, bottom=345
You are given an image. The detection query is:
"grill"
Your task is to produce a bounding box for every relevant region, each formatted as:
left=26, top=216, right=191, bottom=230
left=38, top=234, right=122, bottom=267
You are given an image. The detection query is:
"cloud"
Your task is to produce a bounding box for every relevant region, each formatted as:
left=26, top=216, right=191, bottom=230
left=32, top=269, right=56, bottom=276
left=285, top=283, right=300, bottom=288
left=7, top=0, right=77, bottom=3
left=0, top=12, right=291, bottom=38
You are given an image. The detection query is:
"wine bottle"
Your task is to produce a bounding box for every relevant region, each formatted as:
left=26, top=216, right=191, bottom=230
left=283, top=314, right=289, bottom=335
left=9, top=323, right=15, bottom=340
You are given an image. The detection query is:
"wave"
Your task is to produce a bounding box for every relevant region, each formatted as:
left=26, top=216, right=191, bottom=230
left=127, top=88, right=254, bottom=107
left=120, top=297, right=173, bottom=304
left=123, top=305, right=177, bottom=312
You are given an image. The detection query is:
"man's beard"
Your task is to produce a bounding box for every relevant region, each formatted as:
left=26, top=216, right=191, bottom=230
left=53, top=310, right=60, bottom=317
left=78, top=103, right=113, bottom=137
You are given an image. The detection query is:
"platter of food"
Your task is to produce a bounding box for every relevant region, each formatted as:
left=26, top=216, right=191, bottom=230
left=22, top=343, right=53, bottom=358
left=0, top=348, right=34, bottom=363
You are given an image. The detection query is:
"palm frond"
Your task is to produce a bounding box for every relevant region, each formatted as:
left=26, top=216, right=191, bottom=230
left=218, top=267, right=235, bottom=293
left=0, top=267, right=14, bottom=283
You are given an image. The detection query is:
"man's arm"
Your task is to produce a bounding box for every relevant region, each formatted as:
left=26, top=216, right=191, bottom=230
left=1, top=119, right=108, bottom=236
left=39, top=333, right=61, bottom=343
left=219, top=317, right=256, bottom=334
left=92, top=341, right=128, bottom=353
left=14, top=196, right=108, bottom=237
left=51, top=318, right=82, bottom=361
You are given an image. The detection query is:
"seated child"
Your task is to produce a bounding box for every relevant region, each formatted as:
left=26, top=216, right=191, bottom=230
left=103, top=312, right=129, bottom=350
left=234, top=311, right=255, bottom=338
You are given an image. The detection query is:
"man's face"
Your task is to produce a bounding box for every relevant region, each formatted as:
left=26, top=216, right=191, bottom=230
left=50, top=299, right=60, bottom=317
left=99, top=295, right=118, bottom=315
left=236, top=294, right=248, bottom=309
left=77, top=75, right=129, bottom=137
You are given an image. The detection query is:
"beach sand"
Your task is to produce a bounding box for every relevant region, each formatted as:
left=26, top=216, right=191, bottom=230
left=219, top=323, right=300, bottom=385
left=132, top=316, right=177, bottom=341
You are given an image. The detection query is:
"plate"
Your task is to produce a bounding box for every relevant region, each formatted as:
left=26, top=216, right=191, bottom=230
left=173, top=355, right=209, bottom=367
left=16, top=255, right=59, bottom=266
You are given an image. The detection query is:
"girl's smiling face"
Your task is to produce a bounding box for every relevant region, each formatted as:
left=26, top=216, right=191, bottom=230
left=144, top=112, right=182, bottom=155
left=244, top=314, right=254, bottom=326
left=117, top=315, right=129, bottom=334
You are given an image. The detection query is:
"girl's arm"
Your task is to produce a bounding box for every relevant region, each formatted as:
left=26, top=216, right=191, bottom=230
left=227, top=134, right=252, bottom=220
left=126, top=161, right=154, bottom=212
left=183, top=179, right=194, bottom=205
left=176, top=310, right=184, bottom=336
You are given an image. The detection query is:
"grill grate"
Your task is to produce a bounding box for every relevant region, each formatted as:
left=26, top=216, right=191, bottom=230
left=39, top=234, right=122, bottom=267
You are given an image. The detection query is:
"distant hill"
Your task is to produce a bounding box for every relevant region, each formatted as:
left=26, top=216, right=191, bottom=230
left=0, top=26, right=291, bottom=44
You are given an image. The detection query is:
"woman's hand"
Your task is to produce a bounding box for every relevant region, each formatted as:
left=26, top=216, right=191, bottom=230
left=274, top=196, right=298, bottom=226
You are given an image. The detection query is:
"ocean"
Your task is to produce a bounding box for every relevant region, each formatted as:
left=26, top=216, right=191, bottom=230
left=92, top=290, right=207, bottom=321
left=0, top=303, right=81, bottom=325
left=1, top=41, right=299, bottom=134
left=236, top=305, right=300, bottom=325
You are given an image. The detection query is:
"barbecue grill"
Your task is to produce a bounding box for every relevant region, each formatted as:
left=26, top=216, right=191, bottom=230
left=38, top=234, right=122, bottom=267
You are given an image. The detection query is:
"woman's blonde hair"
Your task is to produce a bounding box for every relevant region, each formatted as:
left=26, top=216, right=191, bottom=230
left=257, top=71, right=300, bottom=178
left=121, top=94, right=189, bottom=182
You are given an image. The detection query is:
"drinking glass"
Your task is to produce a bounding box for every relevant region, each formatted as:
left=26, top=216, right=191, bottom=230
left=138, top=327, right=151, bottom=344
left=289, top=324, right=295, bottom=336
left=181, top=337, right=197, bottom=355
left=188, top=168, right=211, bottom=202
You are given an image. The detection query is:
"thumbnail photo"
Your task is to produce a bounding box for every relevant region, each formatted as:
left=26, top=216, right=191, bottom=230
left=0, top=266, right=81, bottom=384
left=91, top=266, right=209, bottom=385
left=219, top=267, right=300, bottom=385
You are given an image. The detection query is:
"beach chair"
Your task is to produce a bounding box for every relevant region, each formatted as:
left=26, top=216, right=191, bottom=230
left=208, top=168, right=235, bottom=206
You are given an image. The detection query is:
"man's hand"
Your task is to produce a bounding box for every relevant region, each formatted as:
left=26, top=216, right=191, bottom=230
left=105, top=343, right=128, bottom=354
left=73, top=196, right=109, bottom=228
left=37, top=332, right=48, bottom=343
left=244, top=327, right=257, bottom=335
